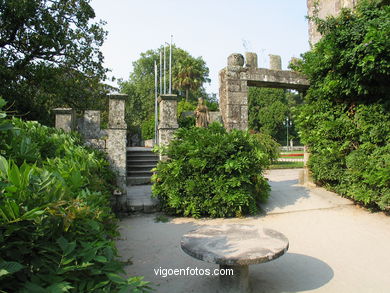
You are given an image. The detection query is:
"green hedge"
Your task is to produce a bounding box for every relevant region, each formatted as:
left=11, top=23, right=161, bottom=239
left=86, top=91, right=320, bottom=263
left=152, top=123, right=279, bottom=218
left=0, top=99, right=151, bottom=292
left=294, top=1, right=390, bottom=211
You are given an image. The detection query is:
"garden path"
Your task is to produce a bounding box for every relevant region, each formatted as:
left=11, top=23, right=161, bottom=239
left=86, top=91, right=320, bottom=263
left=118, top=168, right=390, bottom=293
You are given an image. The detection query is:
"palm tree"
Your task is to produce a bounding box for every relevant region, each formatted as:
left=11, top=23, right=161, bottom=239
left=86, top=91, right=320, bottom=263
left=174, top=57, right=209, bottom=102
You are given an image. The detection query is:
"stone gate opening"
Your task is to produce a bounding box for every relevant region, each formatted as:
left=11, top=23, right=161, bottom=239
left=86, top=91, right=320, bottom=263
left=218, top=52, right=309, bottom=131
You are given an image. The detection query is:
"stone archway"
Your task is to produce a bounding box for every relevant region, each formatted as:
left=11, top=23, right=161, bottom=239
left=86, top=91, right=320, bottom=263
left=218, top=52, right=309, bottom=131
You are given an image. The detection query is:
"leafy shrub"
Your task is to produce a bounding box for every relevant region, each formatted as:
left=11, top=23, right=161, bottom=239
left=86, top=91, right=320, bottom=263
left=0, top=98, right=151, bottom=292
left=295, top=1, right=390, bottom=211
left=141, top=115, right=155, bottom=141
left=178, top=115, right=195, bottom=129
left=177, top=100, right=196, bottom=129
left=152, top=123, right=278, bottom=218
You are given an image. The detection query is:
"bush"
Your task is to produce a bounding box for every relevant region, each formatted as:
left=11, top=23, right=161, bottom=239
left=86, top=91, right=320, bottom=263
left=141, top=115, right=155, bottom=141
left=295, top=1, right=390, bottom=211
left=152, top=123, right=278, bottom=218
left=0, top=99, right=151, bottom=292
left=177, top=100, right=196, bottom=129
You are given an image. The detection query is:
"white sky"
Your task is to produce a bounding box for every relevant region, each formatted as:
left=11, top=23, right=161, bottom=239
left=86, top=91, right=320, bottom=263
left=90, top=0, right=310, bottom=96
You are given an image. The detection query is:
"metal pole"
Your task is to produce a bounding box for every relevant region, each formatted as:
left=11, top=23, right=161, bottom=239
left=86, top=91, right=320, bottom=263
left=286, top=117, right=289, bottom=150
left=169, top=35, right=172, bottom=94
left=154, top=61, right=158, bottom=145
left=287, top=121, right=289, bottom=150
left=160, top=50, right=162, bottom=95
left=163, top=45, right=166, bottom=94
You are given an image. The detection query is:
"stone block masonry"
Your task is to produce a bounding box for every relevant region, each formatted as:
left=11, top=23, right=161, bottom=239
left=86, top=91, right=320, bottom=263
left=158, top=94, right=179, bottom=160
left=106, top=94, right=127, bottom=191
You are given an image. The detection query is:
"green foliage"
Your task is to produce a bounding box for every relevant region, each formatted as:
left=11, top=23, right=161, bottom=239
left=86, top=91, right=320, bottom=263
left=0, top=101, right=151, bottom=292
left=174, top=55, right=210, bottom=102
left=120, top=46, right=210, bottom=128
left=141, top=115, right=155, bottom=141
left=152, top=123, right=278, bottom=218
left=248, top=88, right=302, bottom=145
left=295, top=1, right=390, bottom=211
left=177, top=100, right=196, bottom=129
left=0, top=0, right=111, bottom=125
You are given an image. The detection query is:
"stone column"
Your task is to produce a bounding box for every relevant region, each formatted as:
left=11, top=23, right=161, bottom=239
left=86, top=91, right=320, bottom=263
left=53, top=108, right=75, bottom=132
left=219, top=53, right=249, bottom=131
left=158, top=94, right=178, bottom=159
left=106, top=94, right=127, bottom=191
left=269, top=54, right=282, bottom=70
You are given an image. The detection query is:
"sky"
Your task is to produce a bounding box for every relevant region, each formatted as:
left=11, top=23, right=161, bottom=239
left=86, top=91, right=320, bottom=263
left=90, top=0, right=310, bottom=97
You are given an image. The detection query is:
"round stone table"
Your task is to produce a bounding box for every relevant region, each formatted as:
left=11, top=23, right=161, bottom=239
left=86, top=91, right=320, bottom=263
left=181, top=224, right=289, bottom=293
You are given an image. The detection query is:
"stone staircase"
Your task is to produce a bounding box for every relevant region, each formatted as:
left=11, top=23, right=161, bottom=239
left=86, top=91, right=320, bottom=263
left=126, top=147, right=159, bottom=185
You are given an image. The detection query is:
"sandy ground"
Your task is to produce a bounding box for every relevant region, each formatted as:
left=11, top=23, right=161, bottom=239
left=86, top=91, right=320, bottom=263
left=116, top=169, right=390, bottom=293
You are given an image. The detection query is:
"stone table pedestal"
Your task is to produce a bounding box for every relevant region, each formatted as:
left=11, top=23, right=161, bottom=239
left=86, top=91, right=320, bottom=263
left=181, top=224, right=289, bottom=293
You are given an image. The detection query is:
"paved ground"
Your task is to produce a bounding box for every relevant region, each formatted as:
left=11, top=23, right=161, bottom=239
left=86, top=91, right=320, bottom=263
left=125, top=184, right=158, bottom=212
left=117, top=169, right=390, bottom=293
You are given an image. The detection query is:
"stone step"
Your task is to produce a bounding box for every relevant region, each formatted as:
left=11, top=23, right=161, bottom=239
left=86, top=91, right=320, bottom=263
left=127, top=170, right=153, bottom=177
left=127, top=154, right=158, bottom=160
left=123, top=185, right=160, bottom=213
left=127, top=159, right=158, bottom=166
left=126, top=147, right=153, bottom=152
left=126, top=148, right=158, bottom=186
left=127, top=176, right=152, bottom=185
left=127, top=165, right=156, bottom=171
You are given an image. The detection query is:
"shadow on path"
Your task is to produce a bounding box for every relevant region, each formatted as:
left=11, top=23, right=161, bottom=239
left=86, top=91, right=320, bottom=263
left=250, top=253, right=334, bottom=293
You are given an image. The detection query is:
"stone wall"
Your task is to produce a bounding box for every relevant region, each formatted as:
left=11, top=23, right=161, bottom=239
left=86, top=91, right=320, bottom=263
left=53, top=94, right=128, bottom=195
left=308, top=0, right=358, bottom=45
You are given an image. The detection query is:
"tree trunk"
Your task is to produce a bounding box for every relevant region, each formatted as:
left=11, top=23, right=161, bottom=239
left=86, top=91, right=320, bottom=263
left=186, top=89, right=189, bottom=102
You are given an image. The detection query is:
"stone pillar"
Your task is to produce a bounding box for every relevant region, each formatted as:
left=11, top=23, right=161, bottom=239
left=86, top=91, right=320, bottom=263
left=158, top=94, right=179, bottom=152
left=106, top=94, right=127, bottom=191
left=299, top=145, right=316, bottom=187
left=82, top=110, right=101, bottom=139
left=269, top=54, right=282, bottom=70
left=245, top=52, right=258, bottom=68
left=303, top=145, right=310, bottom=167
left=53, top=108, right=75, bottom=132
left=219, top=53, right=249, bottom=131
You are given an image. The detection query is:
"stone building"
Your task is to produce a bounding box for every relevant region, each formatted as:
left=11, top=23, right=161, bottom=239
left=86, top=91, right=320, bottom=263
left=307, top=0, right=358, bottom=45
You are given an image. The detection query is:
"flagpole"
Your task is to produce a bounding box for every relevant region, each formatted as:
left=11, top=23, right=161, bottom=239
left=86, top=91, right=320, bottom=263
left=154, top=61, right=158, bottom=145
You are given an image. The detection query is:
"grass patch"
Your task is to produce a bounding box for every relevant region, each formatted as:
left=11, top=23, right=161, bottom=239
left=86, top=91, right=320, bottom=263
left=270, top=161, right=304, bottom=169
left=280, top=155, right=304, bottom=159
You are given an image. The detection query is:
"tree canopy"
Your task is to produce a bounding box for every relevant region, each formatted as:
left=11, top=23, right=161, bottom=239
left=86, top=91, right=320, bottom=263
left=248, top=87, right=302, bottom=145
left=0, top=0, right=110, bottom=124
left=119, top=46, right=210, bottom=127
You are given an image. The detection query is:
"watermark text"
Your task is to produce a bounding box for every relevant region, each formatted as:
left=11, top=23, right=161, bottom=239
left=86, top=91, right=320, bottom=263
left=154, top=266, right=233, bottom=278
